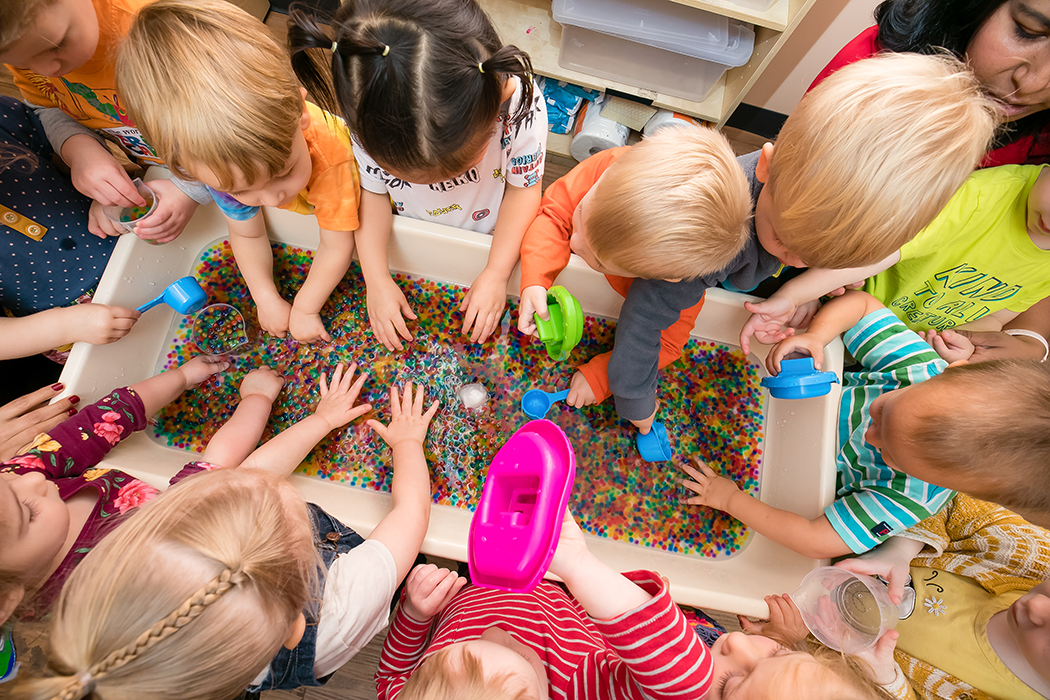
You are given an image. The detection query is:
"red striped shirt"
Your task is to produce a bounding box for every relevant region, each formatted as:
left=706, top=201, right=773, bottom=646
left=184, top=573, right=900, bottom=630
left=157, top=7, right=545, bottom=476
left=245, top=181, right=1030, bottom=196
left=375, top=570, right=713, bottom=700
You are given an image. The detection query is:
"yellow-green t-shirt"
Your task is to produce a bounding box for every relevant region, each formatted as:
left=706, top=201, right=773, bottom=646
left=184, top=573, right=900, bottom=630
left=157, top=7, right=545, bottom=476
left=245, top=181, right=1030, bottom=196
left=897, top=567, right=1044, bottom=700
left=865, top=165, right=1050, bottom=332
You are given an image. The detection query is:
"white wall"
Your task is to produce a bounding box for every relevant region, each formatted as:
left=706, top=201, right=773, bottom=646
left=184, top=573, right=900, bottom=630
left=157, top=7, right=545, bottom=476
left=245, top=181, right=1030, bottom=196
left=746, top=0, right=881, bottom=115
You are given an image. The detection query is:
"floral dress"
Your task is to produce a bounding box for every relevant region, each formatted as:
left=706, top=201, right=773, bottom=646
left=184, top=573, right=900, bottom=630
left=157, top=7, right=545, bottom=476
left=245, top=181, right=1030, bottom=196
left=1, top=387, right=203, bottom=620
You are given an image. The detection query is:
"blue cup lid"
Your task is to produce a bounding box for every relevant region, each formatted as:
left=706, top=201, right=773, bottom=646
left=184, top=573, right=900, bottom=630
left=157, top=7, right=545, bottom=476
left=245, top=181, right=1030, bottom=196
left=761, top=357, right=839, bottom=399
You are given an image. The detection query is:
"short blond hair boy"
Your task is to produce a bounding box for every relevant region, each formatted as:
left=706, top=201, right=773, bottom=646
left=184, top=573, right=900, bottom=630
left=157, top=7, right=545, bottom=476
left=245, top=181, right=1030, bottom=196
left=116, top=0, right=361, bottom=345
left=768, top=52, right=999, bottom=269
left=585, top=126, right=751, bottom=280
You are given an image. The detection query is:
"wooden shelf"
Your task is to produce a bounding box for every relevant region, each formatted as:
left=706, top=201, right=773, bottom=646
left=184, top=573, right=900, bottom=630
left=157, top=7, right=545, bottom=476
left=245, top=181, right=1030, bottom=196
left=481, top=0, right=815, bottom=127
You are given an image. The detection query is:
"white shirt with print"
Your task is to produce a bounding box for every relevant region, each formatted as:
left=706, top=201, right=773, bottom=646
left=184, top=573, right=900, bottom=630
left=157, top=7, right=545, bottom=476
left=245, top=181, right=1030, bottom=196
left=354, top=77, right=547, bottom=234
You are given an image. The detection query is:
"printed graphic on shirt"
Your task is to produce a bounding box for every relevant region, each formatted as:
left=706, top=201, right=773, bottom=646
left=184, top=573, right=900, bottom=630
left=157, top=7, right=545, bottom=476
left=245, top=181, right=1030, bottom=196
left=889, top=262, right=1021, bottom=330
left=426, top=204, right=463, bottom=218
left=428, top=168, right=480, bottom=193
left=472, top=209, right=490, bottom=221
left=100, top=126, right=162, bottom=165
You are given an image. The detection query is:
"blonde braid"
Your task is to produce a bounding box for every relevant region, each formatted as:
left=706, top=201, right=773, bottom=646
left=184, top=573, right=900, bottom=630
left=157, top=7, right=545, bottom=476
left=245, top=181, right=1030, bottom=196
left=50, top=568, right=246, bottom=700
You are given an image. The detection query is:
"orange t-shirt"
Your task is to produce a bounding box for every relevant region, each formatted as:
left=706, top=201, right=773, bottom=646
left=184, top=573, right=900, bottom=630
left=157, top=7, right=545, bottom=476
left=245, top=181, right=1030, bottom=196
left=519, top=147, right=703, bottom=404
left=5, top=0, right=164, bottom=165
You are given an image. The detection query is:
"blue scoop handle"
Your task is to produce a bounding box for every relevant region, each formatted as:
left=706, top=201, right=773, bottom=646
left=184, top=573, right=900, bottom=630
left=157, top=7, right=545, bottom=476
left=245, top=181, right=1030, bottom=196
left=547, top=389, right=570, bottom=404
left=135, top=293, right=165, bottom=313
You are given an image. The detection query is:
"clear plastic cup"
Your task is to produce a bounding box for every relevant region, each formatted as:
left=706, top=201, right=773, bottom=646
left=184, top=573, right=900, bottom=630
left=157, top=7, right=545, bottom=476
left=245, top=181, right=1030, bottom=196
left=102, top=178, right=162, bottom=244
left=789, top=567, right=901, bottom=654
left=191, top=303, right=261, bottom=356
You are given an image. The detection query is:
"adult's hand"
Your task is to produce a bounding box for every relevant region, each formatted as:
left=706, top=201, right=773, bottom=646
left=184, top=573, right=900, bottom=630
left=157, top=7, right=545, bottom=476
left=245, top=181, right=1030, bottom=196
left=0, top=384, right=79, bottom=461
left=952, top=329, right=1047, bottom=362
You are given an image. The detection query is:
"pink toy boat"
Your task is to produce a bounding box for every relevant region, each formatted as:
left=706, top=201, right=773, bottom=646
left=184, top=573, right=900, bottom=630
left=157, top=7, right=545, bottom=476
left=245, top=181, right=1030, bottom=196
left=468, top=420, right=576, bottom=592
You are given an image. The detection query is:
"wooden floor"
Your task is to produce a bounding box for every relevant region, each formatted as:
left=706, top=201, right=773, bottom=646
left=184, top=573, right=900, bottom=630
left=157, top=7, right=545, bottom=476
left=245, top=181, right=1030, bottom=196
left=3, top=12, right=767, bottom=699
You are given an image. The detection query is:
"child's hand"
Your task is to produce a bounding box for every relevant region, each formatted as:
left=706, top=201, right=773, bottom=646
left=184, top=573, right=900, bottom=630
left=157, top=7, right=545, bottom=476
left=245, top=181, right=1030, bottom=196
left=179, top=355, right=230, bottom=388
left=566, top=371, right=597, bottom=408
left=547, top=509, right=590, bottom=582
left=367, top=276, right=417, bottom=351
left=65, top=304, right=141, bottom=345
left=630, top=400, right=659, bottom=435
left=739, top=297, right=799, bottom=354
left=788, top=300, right=822, bottom=330
left=87, top=200, right=127, bottom=239
left=834, top=537, right=920, bottom=605
left=402, top=563, right=468, bottom=622
left=256, top=295, right=293, bottom=338
left=288, top=307, right=332, bottom=344
left=680, top=457, right=741, bottom=511
left=367, top=382, right=439, bottom=449
left=920, top=329, right=974, bottom=363
left=518, top=285, right=550, bottom=337
left=134, top=180, right=199, bottom=244
left=239, top=366, right=284, bottom=402
left=738, top=594, right=809, bottom=646
left=314, top=363, right=372, bottom=431
left=460, top=268, right=507, bottom=344
left=62, top=135, right=145, bottom=208
left=766, top=333, right=827, bottom=375
left=856, top=631, right=902, bottom=686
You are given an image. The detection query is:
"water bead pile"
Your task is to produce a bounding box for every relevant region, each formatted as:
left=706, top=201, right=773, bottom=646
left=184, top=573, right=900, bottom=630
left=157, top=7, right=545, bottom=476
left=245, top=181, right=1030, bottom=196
left=192, top=304, right=254, bottom=355
left=119, top=191, right=155, bottom=223
left=152, top=241, right=766, bottom=558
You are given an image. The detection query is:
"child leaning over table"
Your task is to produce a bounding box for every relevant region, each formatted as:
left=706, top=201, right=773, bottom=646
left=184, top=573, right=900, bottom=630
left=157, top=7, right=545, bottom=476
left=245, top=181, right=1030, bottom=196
left=116, top=0, right=360, bottom=343
left=519, top=52, right=997, bottom=438
left=745, top=494, right=1050, bottom=700
left=684, top=290, right=1050, bottom=559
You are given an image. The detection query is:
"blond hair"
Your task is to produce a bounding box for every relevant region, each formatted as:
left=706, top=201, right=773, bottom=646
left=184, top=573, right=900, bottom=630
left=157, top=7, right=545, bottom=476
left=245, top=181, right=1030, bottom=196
left=798, top=639, right=896, bottom=700
left=909, top=359, right=1050, bottom=522
left=399, top=646, right=534, bottom=700
left=769, top=52, right=999, bottom=269
left=115, top=0, right=304, bottom=189
left=10, top=468, right=320, bottom=700
left=0, top=0, right=58, bottom=53
left=586, top=126, right=751, bottom=279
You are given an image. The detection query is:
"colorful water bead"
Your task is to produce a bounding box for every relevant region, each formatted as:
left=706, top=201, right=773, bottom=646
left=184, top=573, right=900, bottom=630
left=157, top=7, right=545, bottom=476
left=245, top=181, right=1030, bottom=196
left=152, top=241, right=767, bottom=558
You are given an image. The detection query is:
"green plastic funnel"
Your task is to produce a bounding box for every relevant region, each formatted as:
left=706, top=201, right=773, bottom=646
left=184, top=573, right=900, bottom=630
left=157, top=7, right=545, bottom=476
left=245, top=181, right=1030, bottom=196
left=534, top=285, right=583, bottom=361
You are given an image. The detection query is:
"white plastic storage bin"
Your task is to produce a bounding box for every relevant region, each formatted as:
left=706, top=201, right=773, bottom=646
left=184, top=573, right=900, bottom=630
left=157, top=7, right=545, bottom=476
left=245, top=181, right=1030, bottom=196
left=552, top=0, right=754, bottom=65
left=559, top=25, right=750, bottom=102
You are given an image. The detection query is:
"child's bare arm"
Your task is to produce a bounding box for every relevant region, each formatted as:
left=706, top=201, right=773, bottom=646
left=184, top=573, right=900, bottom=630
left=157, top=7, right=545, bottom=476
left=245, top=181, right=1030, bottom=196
left=461, top=183, right=541, bottom=343
left=356, top=190, right=416, bottom=351
left=131, top=355, right=230, bottom=416
left=0, top=305, right=140, bottom=359
left=289, top=227, right=356, bottom=344
left=953, top=307, right=1020, bottom=333
left=202, top=367, right=284, bottom=467
left=740, top=252, right=900, bottom=353
left=365, top=382, right=440, bottom=583
left=681, top=458, right=853, bottom=559
left=227, top=215, right=291, bottom=338
left=238, top=363, right=372, bottom=477
left=547, top=510, right=652, bottom=618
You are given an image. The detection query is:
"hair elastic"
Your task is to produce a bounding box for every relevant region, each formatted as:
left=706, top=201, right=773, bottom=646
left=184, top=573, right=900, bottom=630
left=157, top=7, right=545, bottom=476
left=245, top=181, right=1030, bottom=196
left=78, top=671, right=95, bottom=694
left=478, top=62, right=484, bottom=74
left=382, top=44, right=390, bottom=56
left=1004, top=329, right=1049, bottom=362
left=330, top=41, right=338, bottom=53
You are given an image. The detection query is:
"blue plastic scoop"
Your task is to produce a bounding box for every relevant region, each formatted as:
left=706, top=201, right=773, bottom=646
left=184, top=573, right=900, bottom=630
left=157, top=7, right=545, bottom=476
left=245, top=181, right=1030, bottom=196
left=520, top=388, right=570, bottom=420
left=136, top=276, right=208, bottom=315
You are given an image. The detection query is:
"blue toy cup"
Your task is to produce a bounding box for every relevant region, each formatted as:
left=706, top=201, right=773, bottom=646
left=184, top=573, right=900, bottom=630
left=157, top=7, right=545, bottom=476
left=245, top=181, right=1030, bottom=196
left=761, top=357, right=839, bottom=400
left=636, top=421, right=672, bottom=462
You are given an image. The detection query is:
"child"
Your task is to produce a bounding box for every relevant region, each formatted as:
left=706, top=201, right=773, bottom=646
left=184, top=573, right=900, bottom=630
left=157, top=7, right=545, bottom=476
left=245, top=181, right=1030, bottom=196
left=747, top=495, right=1050, bottom=700
left=741, top=163, right=1050, bottom=347
left=0, top=0, right=210, bottom=243
left=520, top=52, right=997, bottom=434
left=0, top=353, right=229, bottom=628
left=10, top=365, right=438, bottom=699
left=287, top=0, right=548, bottom=348
left=374, top=511, right=891, bottom=700
left=116, top=0, right=361, bottom=344
left=685, top=290, right=1050, bottom=559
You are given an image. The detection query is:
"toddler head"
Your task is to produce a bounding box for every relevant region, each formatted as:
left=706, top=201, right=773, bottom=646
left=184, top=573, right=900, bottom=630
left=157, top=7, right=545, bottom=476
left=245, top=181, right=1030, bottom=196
left=0, top=469, right=73, bottom=625
left=287, top=0, right=534, bottom=183
left=759, top=52, right=999, bottom=269
left=11, top=468, right=320, bottom=700
left=0, top=0, right=98, bottom=76
left=864, top=358, right=1050, bottom=526
left=116, top=0, right=310, bottom=201
left=570, top=126, right=750, bottom=280
left=397, top=627, right=890, bottom=700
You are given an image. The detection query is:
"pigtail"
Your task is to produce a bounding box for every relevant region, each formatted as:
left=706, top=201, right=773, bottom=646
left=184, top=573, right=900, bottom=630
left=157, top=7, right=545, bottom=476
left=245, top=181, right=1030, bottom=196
left=479, top=45, right=535, bottom=126
left=286, top=6, right=340, bottom=114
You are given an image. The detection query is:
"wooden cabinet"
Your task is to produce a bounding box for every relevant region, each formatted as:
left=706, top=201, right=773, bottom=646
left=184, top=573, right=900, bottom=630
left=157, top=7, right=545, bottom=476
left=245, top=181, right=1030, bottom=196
left=479, top=0, right=816, bottom=128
